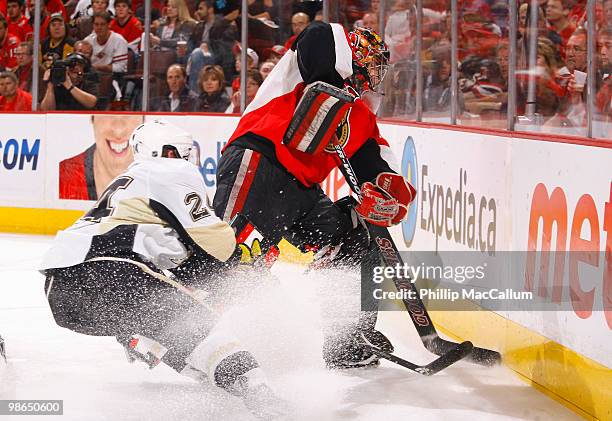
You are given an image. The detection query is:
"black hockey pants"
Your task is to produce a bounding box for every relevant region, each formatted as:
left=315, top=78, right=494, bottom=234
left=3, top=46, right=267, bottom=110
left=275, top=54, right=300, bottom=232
left=44, top=258, right=214, bottom=371
left=213, top=143, right=370, bottom=267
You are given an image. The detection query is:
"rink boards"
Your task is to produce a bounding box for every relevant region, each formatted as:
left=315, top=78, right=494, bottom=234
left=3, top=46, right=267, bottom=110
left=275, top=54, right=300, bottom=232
left=0, top=113, right=610, bottom=420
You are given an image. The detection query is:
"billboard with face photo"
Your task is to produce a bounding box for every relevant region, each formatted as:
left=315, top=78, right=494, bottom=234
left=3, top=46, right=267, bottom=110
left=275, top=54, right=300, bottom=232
left=54, top=114, right=144, bottom=202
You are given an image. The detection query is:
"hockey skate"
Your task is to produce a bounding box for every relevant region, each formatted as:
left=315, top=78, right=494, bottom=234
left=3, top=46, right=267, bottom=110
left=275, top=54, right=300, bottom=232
left=323, top=327, right=394, bottom=369
left=230, top=372, right=292, bottom=420
left=118, top=335, right=168, bottom=369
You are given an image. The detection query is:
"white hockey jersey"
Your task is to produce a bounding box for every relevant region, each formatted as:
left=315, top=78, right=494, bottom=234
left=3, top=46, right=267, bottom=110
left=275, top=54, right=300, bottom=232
left=41, top=158, right=236, bottom=271
left=84, top=31, right=128, bottom=73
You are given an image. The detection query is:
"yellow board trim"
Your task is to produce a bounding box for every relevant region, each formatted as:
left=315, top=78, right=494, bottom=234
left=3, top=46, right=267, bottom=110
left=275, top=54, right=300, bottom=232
left=0, top=207, right=84, bottom=235
left=430, top=310, right=612, bottom=421
left=1, top=207, right=611, bottom=420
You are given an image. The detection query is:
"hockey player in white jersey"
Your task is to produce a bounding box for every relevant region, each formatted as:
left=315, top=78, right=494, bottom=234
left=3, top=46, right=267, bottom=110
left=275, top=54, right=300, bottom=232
left=40, top=120, right=286, bottom=419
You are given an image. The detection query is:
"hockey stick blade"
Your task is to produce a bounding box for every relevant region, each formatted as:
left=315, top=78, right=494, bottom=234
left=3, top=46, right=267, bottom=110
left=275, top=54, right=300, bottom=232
left=426, top=335, right=501, bottom=367
left=365, top=340, right=474, bottom=376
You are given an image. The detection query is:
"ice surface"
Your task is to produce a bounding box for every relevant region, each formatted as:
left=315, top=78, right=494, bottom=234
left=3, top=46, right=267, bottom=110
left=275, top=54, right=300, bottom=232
left=0, top=234, right=580, bottom=420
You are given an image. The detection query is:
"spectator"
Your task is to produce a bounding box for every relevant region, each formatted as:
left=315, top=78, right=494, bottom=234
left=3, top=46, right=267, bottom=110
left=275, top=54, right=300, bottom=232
left=74, top=38, right=94, bottom=60
left=423, top=45, right=452, bottom=113
left=71, top=0, right=115, bottom=20
left=0, top=14, right=20, bottom=69
left=185, top=0, right=218, bottom=87
left=0, top=70, right=32, bottom=110
left=548, top=28, right=588, bottom=129
left=72, top=0, right=112, bottom=40
left=37, top=0, right=69, bottom=39
left=595, top=29, right=612, bottom=131
left=207, top=14, right=237, bottom=84
left=604, top=0, right=612, bottom=31
left=109, top=0, right=142, bottom=49
left=26, top=0, right=46, bottom=39
left=194, top=64, right=230, bottom=112
left=517, top=37, right=562, bottom=118
left=188, top=0, right=215, bottom=52
left=150, top=0, right=196, bottom=51
left=385, top=0, right=413, bottom=63
left=40, top=13, right=75, bottom=61
left=74, top=39, right=102, bottom=94
left=186, top=40, right=214, bottom=92
left=151, top=63, right=196, bottom=111
left=13, top=41, right=33, bottom=91
left=259, top=60, right=274, bottom=80
left=262, top=44, right=286, bottom=64
left=546, top=0, right=575, bottom=59
left=283, top=12, right=310, bottom=50
left=228, top=68, right=262, bottom=113
left=40, top=52, right=98, bottom=110
left=462, top=58, right=505, bottom=119
left=361, top=12, right=379, bottom=33
left=230, top=45, right=258, bottom=92
left=6, top=0, right=32, bottom=42
left=598, top=28, right=612, bottom=77
left=84, top=11, right=128, bottom=73
left=518, top=3, right=562, bottom=62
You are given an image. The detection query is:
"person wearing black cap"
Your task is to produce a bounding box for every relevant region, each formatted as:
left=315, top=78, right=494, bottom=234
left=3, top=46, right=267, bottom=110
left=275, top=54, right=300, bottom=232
left=40, top=12, right=74, bottom=60
left=40, top=51, right=98, bottom=110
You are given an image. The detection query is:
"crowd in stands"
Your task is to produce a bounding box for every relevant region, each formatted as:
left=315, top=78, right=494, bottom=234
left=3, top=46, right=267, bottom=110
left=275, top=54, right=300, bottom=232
left=0, top=0, right=610, bottom=136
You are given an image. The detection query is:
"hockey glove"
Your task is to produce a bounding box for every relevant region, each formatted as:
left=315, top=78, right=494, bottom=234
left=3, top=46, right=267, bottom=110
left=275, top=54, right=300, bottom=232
left=355, top=172, right=416, bottom=227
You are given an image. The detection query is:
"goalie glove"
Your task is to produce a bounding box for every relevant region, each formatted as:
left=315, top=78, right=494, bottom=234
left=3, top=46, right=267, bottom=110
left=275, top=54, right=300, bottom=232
left=355, top=172, right=416, bottom=227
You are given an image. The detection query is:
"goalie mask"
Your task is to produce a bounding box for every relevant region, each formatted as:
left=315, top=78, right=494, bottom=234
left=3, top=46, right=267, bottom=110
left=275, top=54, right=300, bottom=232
left=130, top=120, right=198, bottom=165
left=348, top=27, right=390, bottom=93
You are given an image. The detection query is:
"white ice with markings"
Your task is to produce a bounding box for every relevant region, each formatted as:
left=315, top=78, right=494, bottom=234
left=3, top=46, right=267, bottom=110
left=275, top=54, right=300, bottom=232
left=0, top=234, right=579, bottom=420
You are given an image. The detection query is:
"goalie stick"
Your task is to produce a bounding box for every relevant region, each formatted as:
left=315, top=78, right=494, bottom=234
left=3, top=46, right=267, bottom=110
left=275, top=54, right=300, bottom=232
left=332, top=143, right=501, bottom=367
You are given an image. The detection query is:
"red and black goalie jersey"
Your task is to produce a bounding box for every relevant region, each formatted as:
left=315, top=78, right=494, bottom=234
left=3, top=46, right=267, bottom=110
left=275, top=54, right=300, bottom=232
left=226, top=21, right=397, bottom=188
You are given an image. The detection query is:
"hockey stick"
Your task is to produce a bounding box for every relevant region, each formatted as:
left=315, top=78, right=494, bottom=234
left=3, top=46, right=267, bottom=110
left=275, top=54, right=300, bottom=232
left=332, top=144, right=501, bottom=367
left=361, top=333, right=473, bottom=376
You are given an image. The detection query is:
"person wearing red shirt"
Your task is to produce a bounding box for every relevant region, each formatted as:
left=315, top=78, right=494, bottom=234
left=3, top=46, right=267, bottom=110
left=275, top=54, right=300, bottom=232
left=0, top=71, right=32, bottom=110
left=31, top=0, right=68, bottom=40
left=0, top=14, right=20, bottom=70
left=546, top=0, right=576, bottom=59
left=13, top=41, right=33, bottom=91
left=110, top=0, right=143, bottom=45
left=6, top=0, right=32, bottom=41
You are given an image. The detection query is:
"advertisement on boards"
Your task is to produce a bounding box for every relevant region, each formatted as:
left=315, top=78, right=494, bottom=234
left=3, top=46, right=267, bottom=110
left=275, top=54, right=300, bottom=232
left=44, top=114, right=240, bottom=208
left=0, top=114, right=45, bottom=208
left=510, top=139, right=612, bottom=367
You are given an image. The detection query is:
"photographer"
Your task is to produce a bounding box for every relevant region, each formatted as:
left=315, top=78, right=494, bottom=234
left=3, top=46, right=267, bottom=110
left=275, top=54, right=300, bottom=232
left=40, top=52, right=98, bottom=110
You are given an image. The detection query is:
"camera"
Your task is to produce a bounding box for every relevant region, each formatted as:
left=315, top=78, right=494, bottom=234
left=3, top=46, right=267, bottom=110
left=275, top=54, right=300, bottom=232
left=50, top=59, right=70, bottom=86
